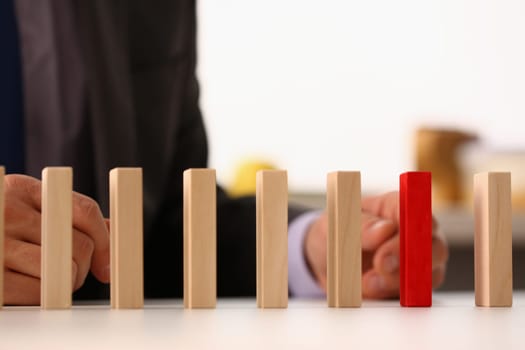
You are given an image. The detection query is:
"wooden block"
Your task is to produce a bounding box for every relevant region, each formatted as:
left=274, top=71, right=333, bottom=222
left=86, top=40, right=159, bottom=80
left=183, top=169, right=216, bottom=308
left=41, top=167, right=73, bottom=309
left=0, top=167, right=4, bottom=309
left=327, top=171, right=362, bottom=307
left=256, top=170, right=288, bottom=308
left=474, top=172, right=513, bottom=307
left=399, top=171, right=432, bottom=307
left=110, top=168, right=144, bottom=309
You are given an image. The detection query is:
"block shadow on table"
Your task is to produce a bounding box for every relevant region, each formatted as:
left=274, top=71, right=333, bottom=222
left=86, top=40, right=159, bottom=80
left=438, top=245, right=525, bottom=291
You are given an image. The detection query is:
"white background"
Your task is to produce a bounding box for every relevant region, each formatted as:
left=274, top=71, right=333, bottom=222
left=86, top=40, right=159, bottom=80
left=198, top=0, right=525, bottom=193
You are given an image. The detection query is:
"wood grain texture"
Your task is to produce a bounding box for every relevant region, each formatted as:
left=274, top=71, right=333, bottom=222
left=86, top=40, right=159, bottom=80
left=183, top=169, right=216, bottom=308
left=327, top=171, right=362, bottom=307
left=474, top=172, right=513, bottom=307
left=110, top=168, right=144, bottom=309
left=0, top=167, right=4, bottom=308
left=41, top=167, right=73, bottom=309
left=400, top=171, right=432, bottom=307
left=256, top=170, right=288, bottom=308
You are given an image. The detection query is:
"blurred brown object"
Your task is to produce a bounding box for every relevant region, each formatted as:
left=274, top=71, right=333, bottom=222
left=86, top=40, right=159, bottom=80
left=415, top=128, right=477, bottom=208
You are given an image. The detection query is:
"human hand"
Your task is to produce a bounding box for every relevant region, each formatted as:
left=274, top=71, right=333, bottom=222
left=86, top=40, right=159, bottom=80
left=3, top=175, right=110, bottom=305
left=304, top=191, right=449, bottom=299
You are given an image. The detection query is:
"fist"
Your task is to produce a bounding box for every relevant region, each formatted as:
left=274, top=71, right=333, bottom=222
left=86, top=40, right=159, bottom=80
left=304, top=191, right=449, bottom=299
left=3, top=175, right=110, bottom=305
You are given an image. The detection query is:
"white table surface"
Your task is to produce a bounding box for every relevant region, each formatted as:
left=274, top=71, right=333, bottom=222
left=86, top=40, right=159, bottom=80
left=0, top=292, right=523, bottom=350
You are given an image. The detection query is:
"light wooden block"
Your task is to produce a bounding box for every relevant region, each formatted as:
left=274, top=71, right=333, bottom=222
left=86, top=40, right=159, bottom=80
left=41, top=167, right=73, bottom=309
left=256, top=170, right=288, bottom=308
left=474, top=172, right=513, bottom=307
left=327, top=171, right=362, bottom=307
left=110, top=168, right=144, bottom=309
left=183, top=169, right=216, bottom=308
left=0, top=167, right=4, bottom=309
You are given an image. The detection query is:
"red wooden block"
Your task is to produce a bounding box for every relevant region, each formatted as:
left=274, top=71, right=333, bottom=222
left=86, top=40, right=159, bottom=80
left=399, top=171, right=432, bottom=307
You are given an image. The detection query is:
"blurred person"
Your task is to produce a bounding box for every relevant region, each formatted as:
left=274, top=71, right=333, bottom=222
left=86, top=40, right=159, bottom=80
left=0, top=0, right=448, bottom=304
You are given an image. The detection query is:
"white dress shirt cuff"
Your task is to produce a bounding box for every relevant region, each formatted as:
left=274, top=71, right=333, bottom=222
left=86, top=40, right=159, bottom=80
left=288, top=210, right=326, bottom=298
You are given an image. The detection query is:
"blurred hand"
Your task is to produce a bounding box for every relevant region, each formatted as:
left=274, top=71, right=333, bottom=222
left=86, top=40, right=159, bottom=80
left=3, top=175, right=110, bottom=305
left=304, top=191, right=449, bottom=299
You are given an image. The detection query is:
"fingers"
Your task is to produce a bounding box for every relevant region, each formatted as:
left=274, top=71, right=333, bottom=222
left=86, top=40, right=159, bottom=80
left=4, top=232, right=92, bottom=292
left=433, top=265, right=446, bottom=288
left=361, top=191, right=399, bottom=222
left=4, top=195, right=42, bottom=245
left=361, top=211, right=397, bottom=251
left=362, top=265, right=446, bottom=300
left=3, top=240, right=74, bottom=303
left=5, top=174, right=110, bottom=285
left=4, top=175, right=44, bottom=211
left=362, top=236, right=401, bottom=298
left=372, top=234, right=400, bottom=276
left=372, top=231, right=448, bottom=275
left=363, top=227, right=449, bottom=298
left=4, top=270, right=40, bottom=305
left=72, top=230, right=96, bottom=290
left=72, top=193, right=110, bottom=282
left=8, top=193, right=110, bottom=283
left=4, top=237, right=41, bottom=278
left=362, top=269, right=399, bottom=299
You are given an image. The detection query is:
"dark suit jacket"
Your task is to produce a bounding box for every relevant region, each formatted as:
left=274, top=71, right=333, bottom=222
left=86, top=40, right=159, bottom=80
left=22, top=0, right=305, bottom=299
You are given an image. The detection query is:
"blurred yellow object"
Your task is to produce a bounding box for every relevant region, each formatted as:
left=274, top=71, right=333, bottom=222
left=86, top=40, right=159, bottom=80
left=229, top=159, right=277, bottom=197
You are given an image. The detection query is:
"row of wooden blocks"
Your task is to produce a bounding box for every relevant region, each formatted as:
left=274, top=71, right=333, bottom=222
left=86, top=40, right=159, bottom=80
left=0, top=167, right=513, bottom=309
